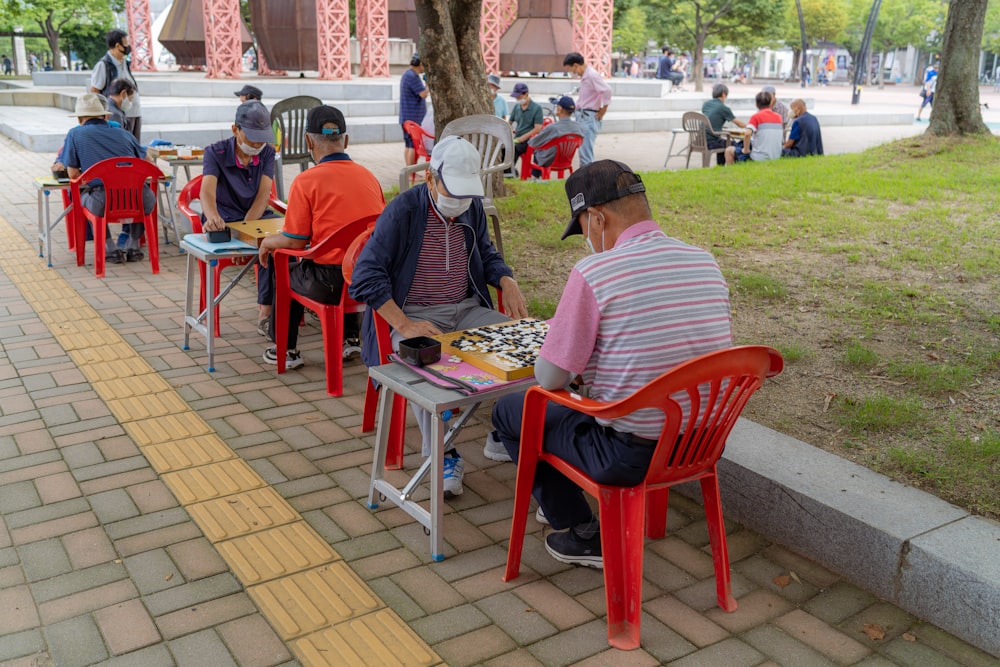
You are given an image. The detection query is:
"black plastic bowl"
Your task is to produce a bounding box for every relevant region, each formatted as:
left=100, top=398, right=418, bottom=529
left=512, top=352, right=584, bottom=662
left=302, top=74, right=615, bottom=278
left=399, top=336, right=441, bottom=367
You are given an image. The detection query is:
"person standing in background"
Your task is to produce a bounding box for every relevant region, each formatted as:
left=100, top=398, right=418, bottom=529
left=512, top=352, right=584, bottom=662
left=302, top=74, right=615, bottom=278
left=399, top=53, right=428, bottom=168
left=90, top=30, right=142, bottom=142
left=564, top=52, right=612, bottom=167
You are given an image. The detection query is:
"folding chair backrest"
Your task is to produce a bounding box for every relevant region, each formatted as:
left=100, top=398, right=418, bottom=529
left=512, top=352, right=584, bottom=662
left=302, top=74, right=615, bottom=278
left=79, top=157, right=161, bottom=222
left=683, top=111, right=711, bottom=152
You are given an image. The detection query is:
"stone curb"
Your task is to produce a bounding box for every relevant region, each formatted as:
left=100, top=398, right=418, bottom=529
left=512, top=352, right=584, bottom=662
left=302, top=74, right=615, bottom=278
left=677, top=419, right=1000, bottom=658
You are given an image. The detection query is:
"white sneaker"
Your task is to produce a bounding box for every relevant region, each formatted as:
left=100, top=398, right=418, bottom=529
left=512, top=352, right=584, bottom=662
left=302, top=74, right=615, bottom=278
left=535, top=506, right=549, bottom=525
left=443, top=454, right=464, bottom=497
left=342, top=338, right=361, bottom=360
left=483, top=431, right=512, bottom=462
left=262, top=346, right=304, bottom=369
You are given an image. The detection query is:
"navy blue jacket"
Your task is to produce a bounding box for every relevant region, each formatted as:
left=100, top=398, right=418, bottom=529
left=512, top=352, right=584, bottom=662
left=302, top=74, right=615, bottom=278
left=783, top=112, right=824, bottom=157
left=348, top=184, right=513, bottom=368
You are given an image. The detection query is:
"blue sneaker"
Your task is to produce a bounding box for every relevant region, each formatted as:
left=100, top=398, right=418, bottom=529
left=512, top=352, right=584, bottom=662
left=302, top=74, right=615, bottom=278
left=443, top=454, right=464, bottom=497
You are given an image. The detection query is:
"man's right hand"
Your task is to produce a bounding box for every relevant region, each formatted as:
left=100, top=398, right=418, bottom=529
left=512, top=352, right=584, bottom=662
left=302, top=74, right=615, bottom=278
left=396, top=319, right=442, bottom=339
left=203, top=213, right=225, bottom=232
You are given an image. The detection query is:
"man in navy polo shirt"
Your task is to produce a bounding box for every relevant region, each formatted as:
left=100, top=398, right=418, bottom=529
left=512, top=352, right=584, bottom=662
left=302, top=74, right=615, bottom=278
left=200, top=100, right=280, bottom=338
left=63, top=92, right=154, bottom=264
left=399, top=53, right=428, bottom=168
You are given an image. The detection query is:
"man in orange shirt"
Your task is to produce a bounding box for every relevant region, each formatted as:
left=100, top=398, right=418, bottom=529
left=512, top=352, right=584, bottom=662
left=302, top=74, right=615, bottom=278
left=258, top=105, right=385, bottom=369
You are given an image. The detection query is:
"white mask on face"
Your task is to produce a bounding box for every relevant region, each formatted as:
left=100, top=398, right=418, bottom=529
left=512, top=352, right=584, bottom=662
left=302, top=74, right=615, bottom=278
left=239, top=141, right=264, bottom=157
left=584, top=212, right=597, bottom=254
left=120, top=95, right=133, bottom=113
left=436, top=193, right=472, bottom=219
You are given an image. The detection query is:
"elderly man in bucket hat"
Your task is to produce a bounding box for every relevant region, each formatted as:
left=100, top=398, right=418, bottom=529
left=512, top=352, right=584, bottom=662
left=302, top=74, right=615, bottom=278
left=489, top=160, right=732, bottom=568
left=350, top=136, right=529, bottom=497
left=200, top=100, right=282, bottom=337
left=62, top=92, right=155, bottom=264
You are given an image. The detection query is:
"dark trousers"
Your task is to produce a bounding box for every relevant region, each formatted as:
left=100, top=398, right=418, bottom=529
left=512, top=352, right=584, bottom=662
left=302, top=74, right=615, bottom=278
left=126, top=116, right=141, bottom=143
left=513, top=140, right=529, bottom=170
left=492, top=392, right=655, bottom=530
left=266, top=259, right=359, bottom=350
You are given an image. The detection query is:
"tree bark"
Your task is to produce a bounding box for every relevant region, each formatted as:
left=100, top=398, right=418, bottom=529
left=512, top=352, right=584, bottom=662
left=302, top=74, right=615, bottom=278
left=414, top=0, right=493, bottom=136
left=928, top=0, right=989, bottom=136
left=795, top=0, right=807, bottom=82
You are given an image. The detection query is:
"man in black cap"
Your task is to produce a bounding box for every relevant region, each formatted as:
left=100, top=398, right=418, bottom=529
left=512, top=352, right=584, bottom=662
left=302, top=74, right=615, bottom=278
left=490, top=160, right=732, bottom=568
left=235, top=85, right=263, bottom=103
left=524, top=95, right=583, bottom=179
left=257, top=105, right=385, bottom=369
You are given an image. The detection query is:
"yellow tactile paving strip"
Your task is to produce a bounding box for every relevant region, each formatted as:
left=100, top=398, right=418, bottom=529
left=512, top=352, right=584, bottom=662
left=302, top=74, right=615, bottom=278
left=0, top=217, right=442, bottom=667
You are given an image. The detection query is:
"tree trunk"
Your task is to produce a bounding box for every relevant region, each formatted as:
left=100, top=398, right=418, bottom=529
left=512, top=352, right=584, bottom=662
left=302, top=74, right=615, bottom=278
left=414, top=0, right=493, bottom=136
left=795, top=0, right=807, bottom=82
left=928, top=0, right=990, bottom=136
left=42, top=14, right=62, bottom=71
left=693, top=33, right=706, bottom=92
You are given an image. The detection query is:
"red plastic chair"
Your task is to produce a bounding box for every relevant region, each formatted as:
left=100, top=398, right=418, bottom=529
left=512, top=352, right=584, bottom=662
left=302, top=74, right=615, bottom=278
left=71, top=157, right=162, bottom=278
left=343, top=228, right=409, bottom=469
left=521, top=133, right=583, bottom=181
left=503, top=345, right=784, bottom=650
left=272, top=214, right=380, bottom=397
left=402, top=120, right=434, bottom=184
left=177, top=175, right=287, bottom=336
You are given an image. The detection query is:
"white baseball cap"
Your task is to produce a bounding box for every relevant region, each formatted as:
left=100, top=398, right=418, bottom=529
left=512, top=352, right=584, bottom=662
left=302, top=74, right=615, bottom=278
left=429, top=136, right=484, bottom=199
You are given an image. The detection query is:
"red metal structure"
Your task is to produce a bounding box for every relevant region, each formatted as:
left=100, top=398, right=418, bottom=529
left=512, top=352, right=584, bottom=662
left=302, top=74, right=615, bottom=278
left=316, top=0, right=352, bottom=79
left=357, top=0, right=390, bottom=77
left=202, top=0, right=243, bottom=77
left=125, top=0, right=156, bottom=71
left=481, top=0, right=506, bottom=74
left=572, top=0, right=612, bottom=77
left=256, top=50, right=288, bottom=77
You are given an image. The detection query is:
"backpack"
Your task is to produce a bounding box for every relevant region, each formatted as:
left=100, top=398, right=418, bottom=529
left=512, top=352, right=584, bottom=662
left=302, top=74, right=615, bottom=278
left=98, top=54, right=138, bottom=97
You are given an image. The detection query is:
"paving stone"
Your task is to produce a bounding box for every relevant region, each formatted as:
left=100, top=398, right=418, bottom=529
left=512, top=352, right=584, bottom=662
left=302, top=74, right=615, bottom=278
left=37, top=579, right=139, bottom=626
left=104, top=507, right=191, bottom=541
left=143, top=573, right=243, bottom=617
left=93, top=598, right=162, bottom=655
left=0, top=585, right=41, bottom=634
left=743, top=624, right=837, bottom=667
left=409, top=603, right=492, bottom=645
left=60, top=442, right=106, bottom=469
left=0, top=461, right=67, bottom=488
left=72, top=456, right=151, bottom=483
left=704, top=588, right=796, bottom=634
left=10, top=511, right=99, bottom=545
left=89, top=489, right=142, bottom=524
left=434, top=624, right=519, bottom=667
left=17, top=538, right=72, bottom=582
left=0, top=629, right=45, bottom=663
left=511, top=579, right=596, bottom=631
left=33, top=471, right=82, bottom=504
left=93, top=644, right=175, bottom=667
left=0, top=479, right=42, bottom=513
left=368, top=576, right=426, bottom=623
left=43, top=613, right=109, bottom=667
left=286, top=487, right=350, bottom=513
left=272, top=473, right=337, bottom=499
left=476, top=591, right=558, bottom=644
left=642, top=595, right=730, bottom=648
left=299, top=508, right=349, bottom=544
left=775, top=609, right=872, bottom=664
left=169, top=629, right=239, bottom=667
left=5, top=497, right=91, bottom=529
left=217, top=614, right=293, bottom=667
left=61, top=526, right=117, bottom=570
left=79, top=468, right=159, bottom=496
left=0, top=451, right=62, bottom=476
left=802, top=581, right=878, bottom=624
left=124, top=549, right=184, bottom=595
left=733, top=554, right=821, bottom=603
left=155, top=592, right=258, bottom=640
left=0, top=544, right=19, bottom=567
left=114, top=522, right=203, bottom=558
left=30, top=561, right=128, bottom=603
left=247, top=457, right=288, bottom=485
left=673, top=570, right=755, bottom=613
left=166, top=538, right=229, bottom=581
left=526, top=619, right=616, bottom=666
left=839, top=602, right=918, bottom=651
left=125, top=480, right=178, bottom=514
left=881, top=635, right=965, bottom=667
left=915, top=624, right=1000, bottom=667
left=668, top=637, right=766, bottom=667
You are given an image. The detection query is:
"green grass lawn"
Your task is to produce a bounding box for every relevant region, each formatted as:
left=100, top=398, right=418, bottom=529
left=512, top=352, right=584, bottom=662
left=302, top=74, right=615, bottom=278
left=492, top=134, right=1000, bottom=518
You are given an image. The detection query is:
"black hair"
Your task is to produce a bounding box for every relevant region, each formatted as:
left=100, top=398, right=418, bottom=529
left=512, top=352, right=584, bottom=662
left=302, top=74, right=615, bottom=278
left=755, top=91, right=772, bottom=109
left=110, top=79, right=134, bottom=96
left=106, top=29, right=127, bottom=50
left=563, top=52, right=585, bottom=67
left=410, top=54, right=421, bottom=67
left=662, top=47, right=669, bottom=54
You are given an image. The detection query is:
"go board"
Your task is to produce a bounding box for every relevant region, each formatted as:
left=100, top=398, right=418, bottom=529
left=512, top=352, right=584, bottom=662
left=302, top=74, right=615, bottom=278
left=435, top=318, right=549, bottom=381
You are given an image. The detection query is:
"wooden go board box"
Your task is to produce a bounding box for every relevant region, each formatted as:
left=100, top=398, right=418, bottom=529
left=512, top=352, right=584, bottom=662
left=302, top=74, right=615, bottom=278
left=435, top=318, right=549, bottom=381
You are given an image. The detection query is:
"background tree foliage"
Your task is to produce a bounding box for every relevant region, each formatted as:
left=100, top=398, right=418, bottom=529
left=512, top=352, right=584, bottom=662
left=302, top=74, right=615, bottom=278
left=842, top=0, right=942, bottom=85
left=0, top=0, right=119, bottom=70
left=613, top=6, right=649, bottom=59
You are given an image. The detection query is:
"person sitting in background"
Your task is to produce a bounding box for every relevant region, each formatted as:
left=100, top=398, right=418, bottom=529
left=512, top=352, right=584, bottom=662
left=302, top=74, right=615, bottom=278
left=200, top=100, right=280, bottom=337
left=701, top=83, right=745, bottom=166
left=725, top=91, right=783, bottom=164
left=258, top=105, right=385, bottom=368
left=509, top=82, right=544, bottom=176
left=106, top=79, right=134, bottom=129
left=525, top=96, right=583, bottom=179
left=488, top=74, right=507, bottom=120
left=782, top=99, right=824, bottom=157
left=761, top=85, right=789, bottom=131
left=61, top=93, right=154, bottom=264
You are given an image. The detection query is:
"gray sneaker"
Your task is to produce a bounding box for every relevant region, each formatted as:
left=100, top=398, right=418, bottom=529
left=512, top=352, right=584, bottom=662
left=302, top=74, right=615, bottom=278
left=342, top=337, right=361, bottom=360
left=545, top=528, right=603, bottom=569
left=483, top=431, right=512, bottom=462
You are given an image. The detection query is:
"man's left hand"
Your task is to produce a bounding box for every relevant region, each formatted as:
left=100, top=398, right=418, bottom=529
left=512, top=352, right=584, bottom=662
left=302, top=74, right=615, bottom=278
left=258, top=242, right=273, bottom=268
left=499, top=276, right=528, bottom=319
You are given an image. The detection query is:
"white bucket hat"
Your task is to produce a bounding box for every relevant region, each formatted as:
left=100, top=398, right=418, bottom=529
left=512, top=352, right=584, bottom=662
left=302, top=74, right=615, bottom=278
left=71, top=93, right=110, bottom=118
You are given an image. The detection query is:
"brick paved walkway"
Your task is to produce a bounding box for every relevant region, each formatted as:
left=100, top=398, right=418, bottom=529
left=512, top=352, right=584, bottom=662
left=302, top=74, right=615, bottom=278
left=0, top=130, right=995, bottom=666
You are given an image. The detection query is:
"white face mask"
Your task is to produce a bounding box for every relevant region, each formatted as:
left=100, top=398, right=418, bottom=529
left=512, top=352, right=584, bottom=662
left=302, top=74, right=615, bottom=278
left=584, top=211, right=604, bottom=254
left=238, top=141, right=264, bottom=157
left=436, top=193, right=472, bottom=219
left=120, top=95, right=133, bottom=113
